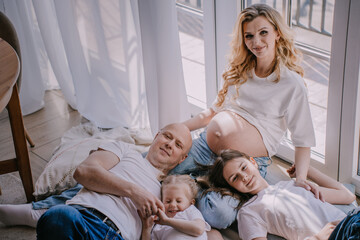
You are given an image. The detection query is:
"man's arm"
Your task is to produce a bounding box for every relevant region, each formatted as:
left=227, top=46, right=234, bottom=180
left=73, top=150, right=164, bottom=217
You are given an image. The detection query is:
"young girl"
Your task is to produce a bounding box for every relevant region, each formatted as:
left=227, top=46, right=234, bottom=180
left=205, top=149, right=358, bottom=240
left=139, top=175, right=211, bottom=240
left=170, top=3, right=316, bottom=229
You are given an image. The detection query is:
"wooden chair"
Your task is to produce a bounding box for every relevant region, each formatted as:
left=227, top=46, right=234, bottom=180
left=0, top=12, right=35, bottom=202
left=0, top=11, right=35, bottom=147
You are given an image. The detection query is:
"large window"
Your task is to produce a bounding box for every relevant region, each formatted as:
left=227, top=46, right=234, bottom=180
left=176, top=0, right=360, bottom=193
left=176, top=0, right=207, bottom=112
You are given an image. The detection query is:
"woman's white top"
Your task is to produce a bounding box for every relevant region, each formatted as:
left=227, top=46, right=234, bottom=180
left=212, top=67, right=316, bottom=157
left=237, top=180, right=346, bottom=240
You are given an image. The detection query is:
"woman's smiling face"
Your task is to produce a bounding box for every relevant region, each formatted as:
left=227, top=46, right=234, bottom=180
left=222, top=157, right=264, bottom=195
left=243, top=15, right=280, bottom=63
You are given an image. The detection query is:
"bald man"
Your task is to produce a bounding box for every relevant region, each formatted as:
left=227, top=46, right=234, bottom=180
left=37, top=123, right=192, bottom=240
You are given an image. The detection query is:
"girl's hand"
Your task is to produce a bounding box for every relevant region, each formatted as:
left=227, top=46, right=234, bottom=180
left=137, top=210, right=156, bottom=229
left=154, top=209, right=170, bottom=225
left=287, top=164, right=296, bottom=178
left=295, top=179, right=325, bottom=202
left=313, top=221, right=340, bottom=240
left=137, top=210, right=156, bottom=240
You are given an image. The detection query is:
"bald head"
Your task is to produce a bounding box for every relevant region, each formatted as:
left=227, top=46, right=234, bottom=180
left=146, top=123, right=192, bottom=174
left=160, top=123, right=192, bottom=154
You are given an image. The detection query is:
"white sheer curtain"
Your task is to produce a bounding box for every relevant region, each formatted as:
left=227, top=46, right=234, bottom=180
left=0, top=0, right=188, bottom=134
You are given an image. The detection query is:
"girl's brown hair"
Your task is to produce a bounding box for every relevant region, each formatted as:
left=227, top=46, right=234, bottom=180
left=216, top=4, right=304, bottom=108
left=201, top=149, right=256, bottom=210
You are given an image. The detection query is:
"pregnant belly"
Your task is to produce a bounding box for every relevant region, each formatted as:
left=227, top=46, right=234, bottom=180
left=206, top=111, right=267, bottom=157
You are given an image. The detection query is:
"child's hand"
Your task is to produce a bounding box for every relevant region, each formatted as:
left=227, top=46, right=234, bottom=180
left=287, top=164, right=296, bottom=178
left=313, top=220, right=340, bottom=240
left=137, top=209, right=156, bottom=230
left=154, top=209, right=170, bottom=225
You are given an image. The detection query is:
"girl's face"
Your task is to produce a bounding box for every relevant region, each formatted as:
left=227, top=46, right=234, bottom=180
left=243, top=16, right=280, bottom=63
left=223, top=157, right=264, bottom=195
left=162, top=183, right=195, bottom=218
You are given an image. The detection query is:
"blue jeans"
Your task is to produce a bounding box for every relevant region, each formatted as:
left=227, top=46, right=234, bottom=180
left=329, top=207, right=360, bottom=240
left=37, top=205, right=124, bottom=240
left=33, top=184, right=83, bottom=209
left=170, top=131, right=271, bottom=229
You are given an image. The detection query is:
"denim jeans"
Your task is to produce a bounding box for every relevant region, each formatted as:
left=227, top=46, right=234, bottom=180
left=328, top=207, right=360, bottom=240
left=37, top=205, right=124, bottom=240
left=33, top=184, right=83, bottom=209
left=170, top=131, right=271, bottom=229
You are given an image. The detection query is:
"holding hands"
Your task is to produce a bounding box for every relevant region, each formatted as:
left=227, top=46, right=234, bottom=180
left=131, top=184, right=164, bottom=218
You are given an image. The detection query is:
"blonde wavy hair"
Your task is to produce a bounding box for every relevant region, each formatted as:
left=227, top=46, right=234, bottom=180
left=216, top=4, right=304, bottom=107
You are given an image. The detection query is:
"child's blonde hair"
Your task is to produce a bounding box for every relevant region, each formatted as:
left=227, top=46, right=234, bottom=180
left=161, top=175, right=199, bottom=200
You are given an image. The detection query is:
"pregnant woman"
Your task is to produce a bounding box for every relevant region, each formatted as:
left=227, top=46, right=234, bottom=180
left=170, top=3, right=316, bottom=229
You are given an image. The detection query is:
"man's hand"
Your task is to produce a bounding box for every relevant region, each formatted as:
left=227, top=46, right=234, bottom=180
left=131, top=185, right=164, bottom=218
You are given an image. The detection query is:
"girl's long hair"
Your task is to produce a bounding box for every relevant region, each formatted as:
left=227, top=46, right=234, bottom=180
left=216, top=4, right=304, bottom=107
left=197, top=149, right=255, bottom=210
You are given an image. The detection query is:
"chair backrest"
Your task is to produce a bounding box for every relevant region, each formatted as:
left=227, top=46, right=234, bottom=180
left=0, top=11, right=22, bottom=89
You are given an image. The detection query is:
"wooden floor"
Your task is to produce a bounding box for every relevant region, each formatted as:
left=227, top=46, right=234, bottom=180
left=0, top=90, right=84, bottom=187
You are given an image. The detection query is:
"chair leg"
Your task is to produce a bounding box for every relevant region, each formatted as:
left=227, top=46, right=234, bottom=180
left=25, top=128, right=35, bottom=147
left=7, top=86, right=34, bottom=202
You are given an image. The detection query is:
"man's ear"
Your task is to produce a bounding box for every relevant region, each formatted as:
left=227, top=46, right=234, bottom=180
left=179, top=154, right=188, bottom=164
left=152, top=132, right=160, bottom=143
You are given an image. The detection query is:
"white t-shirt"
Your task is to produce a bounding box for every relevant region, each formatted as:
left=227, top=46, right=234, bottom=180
left=212, top=67, right=316, bottom=157
left=237, top=180, right=346, bottom=240
left=152, top=205, right=211, bottom=240
left=67, top=141, right=162, bottom=240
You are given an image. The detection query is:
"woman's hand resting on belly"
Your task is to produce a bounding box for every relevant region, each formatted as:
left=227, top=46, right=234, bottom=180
left=206, top=111, right=268, bottom=157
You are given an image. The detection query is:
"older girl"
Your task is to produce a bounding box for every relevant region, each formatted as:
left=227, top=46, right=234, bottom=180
left=206, top=149, right=358, bottom=240
left=171, top=3, right=316, bottom=229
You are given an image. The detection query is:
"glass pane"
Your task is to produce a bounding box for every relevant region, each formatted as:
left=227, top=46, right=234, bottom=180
left=245, top=0, right=334, bottom=159
left=291, top=0, right=334, bottom=53
left=358, top=130, right=360, bottom=175
left=176, top=0, right=207, bottom=110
